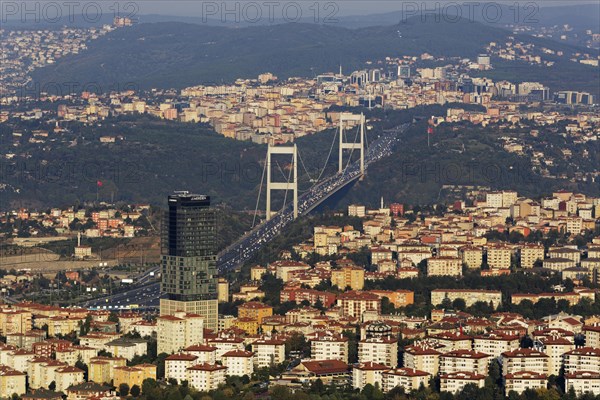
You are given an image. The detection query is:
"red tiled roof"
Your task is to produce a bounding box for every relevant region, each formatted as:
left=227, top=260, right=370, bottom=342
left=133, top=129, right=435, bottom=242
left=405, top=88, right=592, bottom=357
left=183, top=344, right=217, bottom=352
left=383, top=368, right=430, bottom=377
left=300, top=359, right=349, bottom=374
left=354, top=362, right=388, bottom=371
left=502, top=348, right=548, bottom=358
left=440, top=371, right=485, bottom=380
left=166, top=354, right=198, bottom=361
left=505, top=371, right=547, bottom=380
left=187, top=363, right=227, bottom=372
left=222, top=350, right=254, bottom=358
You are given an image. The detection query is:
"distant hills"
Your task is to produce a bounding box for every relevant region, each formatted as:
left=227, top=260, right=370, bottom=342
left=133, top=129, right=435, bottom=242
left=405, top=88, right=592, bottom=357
left=30, top=17, right=598, bottom=95
left=31, top=18, right=507, bottom=89
left=4, top=3, right=598, bottom=30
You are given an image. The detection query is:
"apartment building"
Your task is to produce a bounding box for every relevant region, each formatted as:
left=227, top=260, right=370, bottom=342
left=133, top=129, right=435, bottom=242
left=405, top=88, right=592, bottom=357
left=183, top=345, right=217, bottom=365
left=505, top=371, right=547, bottom=394
left=549, top=247, right=581, bottom=264
left=238, top=302, right=273, bottom=324
left=368, top=290, right=414, bottom=308
left=310, top=333, right=349, bottom=363
left=27, top=359, right=66, bottom=389
left=544, top=258, right=576, bottom=271
left=89, top=356, right=126, bottom=384
left=187, top=363, right=227, bottom=391
left=0, top=310, right=32, bottom=336
left=331, top=265, right=365, bottom=291
left=404, top=344, right=441, bottom=376
left=352, top=362, right=387, bottom=390
left=431, top=289, right=502, bottom=308
left=0, top=366, right=26, bottom=397
left=536, top=336, right=574, bottom=376
left=440, top=371, right=485, bottom=393
left=563, top=347, right=600, bottom=374
left=473, top=332, right=520, bottom=358
left=157, top=312, right=204, bottom=355
left=104, top=338, right=147, bottom=361
left=337, top=291, right=380, bottom=318
left=54, top=366, right=85, bottom=392
left=439, top=349, right=491, bottom=375
left=358, top=337, right=398, bottom=368
left=565, top=371, right=600, bottom=396
left=381, top=368, right=430, bottom=393
left=583, top=325, right=600, bottom=348
left=55, top=345, right=97, bottom=366
left=222, top=350, right=254, bottom=377
left=501, top=348, right=549, bottom=376
left=252, top=338, right=286, bottom=368
left=430, top=332, right=473, bottom=352
left=487, top=245, right=512, bottom=269
left=113, top=364, right=156, bottom=391
left=207, top=337, right=245, bottom=362
left=165, top=354, right=199, bottom=383
left=461, top=246, right=483, bottom=269
left=426, top=257, right=462, bottom=277
left=520, top=244, right=545, bottom=268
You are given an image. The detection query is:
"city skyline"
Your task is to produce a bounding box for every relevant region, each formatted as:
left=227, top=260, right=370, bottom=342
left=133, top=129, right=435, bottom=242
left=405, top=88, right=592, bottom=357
left=0, top=1, right=599, bottom=399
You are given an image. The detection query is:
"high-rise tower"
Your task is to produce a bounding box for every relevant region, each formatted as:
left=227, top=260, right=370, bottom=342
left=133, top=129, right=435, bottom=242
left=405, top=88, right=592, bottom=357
left=159, top=192, right=218, bottom=331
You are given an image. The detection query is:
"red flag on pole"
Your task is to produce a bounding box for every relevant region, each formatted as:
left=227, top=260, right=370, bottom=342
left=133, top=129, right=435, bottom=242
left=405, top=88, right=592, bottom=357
left=427, top=126, right=434, bottom=135
left=97, top=180, right=103, bottom=187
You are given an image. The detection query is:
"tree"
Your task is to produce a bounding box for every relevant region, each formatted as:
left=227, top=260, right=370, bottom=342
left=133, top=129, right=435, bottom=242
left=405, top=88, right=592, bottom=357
left=487, top=360, right=501, bottom=388
left=142, top=378, right=158, bottom=394
left=75, top=358, right=88, bottom=381
left=342, top=329, right=359, bottom=363
left=314, top=298, right=324, bottom=310
left=362, top=383, right=384, bottom=400
left=119, top=383, right=130, bottom=396
left=270, top=385, right=292, bottom=400
left=521, top=335, right=534, bottom=348
left=309, top=378, right=325, bottom=394
left=381, top=296, right=396, bottom=314
left=451, top=298, right=466, bottom=311
left=80, top=315, right=92, bottom=336
left=108, top=312, right=119, bottom=324
left=166, top=391, right=183, bottom=400
left=285, top=332, right=309, bottom=358
left=130, top=384, right=141, bottom=397
left=441, top=296, right=452, bottom=310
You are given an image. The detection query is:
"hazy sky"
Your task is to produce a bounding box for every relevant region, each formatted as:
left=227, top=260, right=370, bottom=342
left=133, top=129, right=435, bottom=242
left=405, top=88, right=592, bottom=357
left=3, top=0, right=596, bottom=23
left=129, top=0, right=598, bottom=17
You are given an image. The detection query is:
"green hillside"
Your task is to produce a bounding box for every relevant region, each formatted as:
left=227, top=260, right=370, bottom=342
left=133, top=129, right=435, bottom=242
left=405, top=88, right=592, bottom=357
left=2, top=106, right=598, bottom=211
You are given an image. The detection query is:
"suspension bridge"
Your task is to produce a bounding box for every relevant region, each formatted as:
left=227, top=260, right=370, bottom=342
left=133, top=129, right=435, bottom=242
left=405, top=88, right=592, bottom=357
left=216, top=114, right=409, bottom=272
left=80, top=116, right=408, bottom=310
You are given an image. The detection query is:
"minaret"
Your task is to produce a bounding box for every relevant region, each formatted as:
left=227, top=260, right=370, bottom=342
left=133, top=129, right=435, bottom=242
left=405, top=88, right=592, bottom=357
left=77, top=232, right=81, bottom=247
left=339, top=64, right=342, bottom=76
left=380, top=196, right=384, bottom=209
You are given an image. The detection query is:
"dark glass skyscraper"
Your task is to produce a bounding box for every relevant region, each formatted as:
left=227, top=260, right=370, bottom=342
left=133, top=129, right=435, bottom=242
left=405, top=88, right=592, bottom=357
left=160, top=192, right=218, bottom=330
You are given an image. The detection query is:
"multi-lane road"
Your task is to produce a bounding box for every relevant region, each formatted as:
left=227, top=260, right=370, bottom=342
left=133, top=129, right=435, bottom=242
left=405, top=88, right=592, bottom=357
left=83, top=124, right=408, bottom=310
left=216, top=123, right=408, bottom=272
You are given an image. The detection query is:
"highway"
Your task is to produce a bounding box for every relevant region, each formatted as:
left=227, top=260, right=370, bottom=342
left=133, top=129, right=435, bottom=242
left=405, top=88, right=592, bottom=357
left=81, top=266, right=161, bottom=309
left=82, top=124, right=408, bottom=310
left=216, top=123, right=408, bottom=272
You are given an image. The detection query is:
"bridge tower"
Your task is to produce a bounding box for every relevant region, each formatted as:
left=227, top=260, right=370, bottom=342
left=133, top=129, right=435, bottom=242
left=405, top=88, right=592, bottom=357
left=266, top=144, right=298, bottom=220
left=338, top=113, right=365, bottom=174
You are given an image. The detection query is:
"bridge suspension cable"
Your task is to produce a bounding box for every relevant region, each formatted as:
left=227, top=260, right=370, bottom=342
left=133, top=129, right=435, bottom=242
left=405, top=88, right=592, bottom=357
left=296, top=148, right=315, bottom=182
left=251, top=113, right=363, bottom=226
left=252, top=158, right=268, bottom=228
